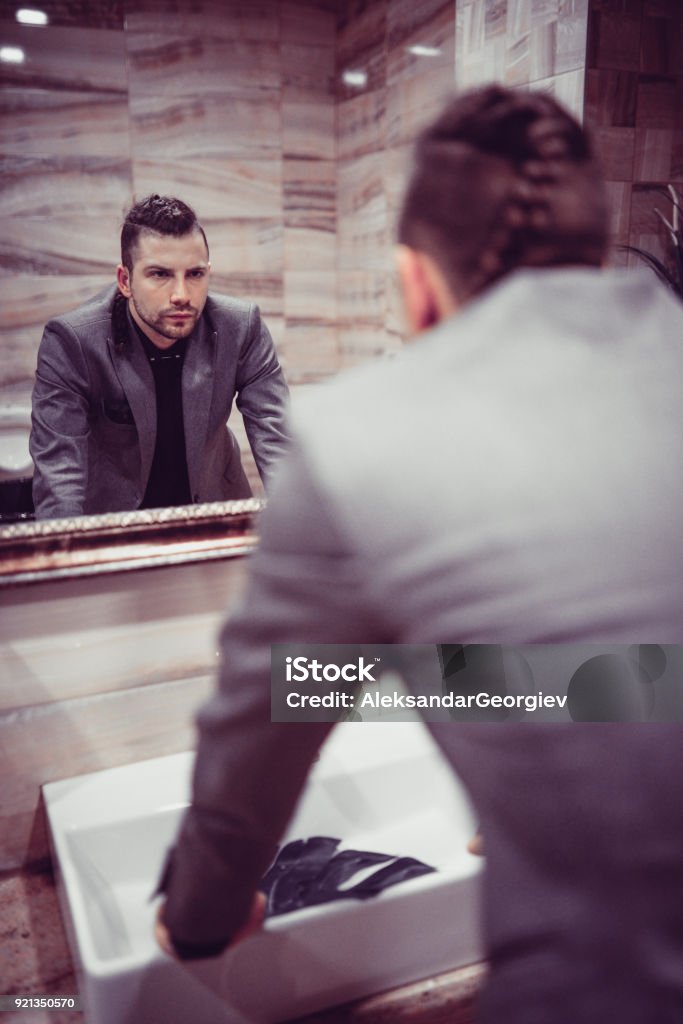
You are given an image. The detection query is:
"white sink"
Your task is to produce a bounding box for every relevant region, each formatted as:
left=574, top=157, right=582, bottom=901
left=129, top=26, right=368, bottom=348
left=43, top=722, right=483, bottom=1024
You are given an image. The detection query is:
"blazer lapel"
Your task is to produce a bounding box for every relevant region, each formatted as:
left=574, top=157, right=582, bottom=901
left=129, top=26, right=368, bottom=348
left=182, top=316, right=216, bottom=497
left=107, top=315, right=157, bottom=494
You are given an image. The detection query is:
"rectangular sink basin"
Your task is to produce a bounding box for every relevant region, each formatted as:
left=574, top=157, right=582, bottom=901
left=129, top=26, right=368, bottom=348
left=44, top=721, right=483, bottom=1023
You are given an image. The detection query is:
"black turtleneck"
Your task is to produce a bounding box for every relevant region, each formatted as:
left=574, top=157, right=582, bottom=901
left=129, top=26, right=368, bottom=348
left=132, top=319, right=193, bottom=509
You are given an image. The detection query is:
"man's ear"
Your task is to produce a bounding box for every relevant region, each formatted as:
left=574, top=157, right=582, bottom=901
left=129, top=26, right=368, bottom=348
left=116, top=264, right=132, bottom=299
left=395, top=245, right=441, bottom=336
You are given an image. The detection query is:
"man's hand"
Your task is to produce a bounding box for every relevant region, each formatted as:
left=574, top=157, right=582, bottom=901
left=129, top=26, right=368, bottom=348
left=155, top=891, right=267, bottom=960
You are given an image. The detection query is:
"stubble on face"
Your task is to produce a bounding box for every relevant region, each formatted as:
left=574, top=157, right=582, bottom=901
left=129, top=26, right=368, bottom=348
left=122, top=229, right=210, bottom=349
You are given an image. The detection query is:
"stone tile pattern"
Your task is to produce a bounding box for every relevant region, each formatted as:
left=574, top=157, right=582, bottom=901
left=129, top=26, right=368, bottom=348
left=0, top=556, right=248, bottom=871
left=584, top=0, right=683, bottom=271
left=0, top=0, right=339, bottom=403
left=336, top=0, right=457, bottom=366
left=454, top=0, right=589, bottom=120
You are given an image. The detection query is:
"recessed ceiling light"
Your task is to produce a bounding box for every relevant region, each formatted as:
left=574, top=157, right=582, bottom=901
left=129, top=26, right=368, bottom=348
left=407, top=44, right=441, bottom=57
left=16, top=8, right=48, bottom=25
left=0, top=45, right=26, bottom=63
left=342, top=69, right=368, bottom=88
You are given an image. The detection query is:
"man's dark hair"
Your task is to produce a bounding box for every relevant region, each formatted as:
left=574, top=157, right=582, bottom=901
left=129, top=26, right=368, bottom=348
left=120, top=194, right=209, bottom=271
left=398, top=85, right=609, bottom=302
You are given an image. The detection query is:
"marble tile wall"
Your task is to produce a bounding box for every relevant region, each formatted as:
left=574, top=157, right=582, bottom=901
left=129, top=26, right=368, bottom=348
left=583, top=0, right=683, bottom=270
left=336, top=0, right=457, bottom=367
left=454, top=0, right=589, bottom=118
left=0, top=555, right=249, bottom=870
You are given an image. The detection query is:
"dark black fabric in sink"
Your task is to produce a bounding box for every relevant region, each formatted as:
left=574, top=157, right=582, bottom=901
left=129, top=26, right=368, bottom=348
left=261, top=836, right=435, bottom=917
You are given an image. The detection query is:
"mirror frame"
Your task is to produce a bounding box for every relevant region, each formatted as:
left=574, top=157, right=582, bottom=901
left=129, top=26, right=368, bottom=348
left=0, top=499, right=262, bottom=587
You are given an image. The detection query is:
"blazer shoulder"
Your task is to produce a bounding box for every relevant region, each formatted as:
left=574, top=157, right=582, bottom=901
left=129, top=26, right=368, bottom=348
left=205, top=292, right=255, bottom=329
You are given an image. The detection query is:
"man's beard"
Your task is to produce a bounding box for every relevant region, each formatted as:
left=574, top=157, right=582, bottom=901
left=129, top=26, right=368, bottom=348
left=131, top=296, right=200, bottom=341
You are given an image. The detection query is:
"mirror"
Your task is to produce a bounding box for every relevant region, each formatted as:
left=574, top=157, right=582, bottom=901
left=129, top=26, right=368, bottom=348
left=1, top=0, right=462, bottom=535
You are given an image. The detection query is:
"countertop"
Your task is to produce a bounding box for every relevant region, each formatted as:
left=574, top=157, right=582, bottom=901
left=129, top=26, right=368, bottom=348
left=0, top=866, right=485, bottom=1024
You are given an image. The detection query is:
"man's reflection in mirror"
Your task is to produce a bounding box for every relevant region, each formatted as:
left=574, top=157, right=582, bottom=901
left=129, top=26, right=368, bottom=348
left=29, top=195, right=290, bottom=519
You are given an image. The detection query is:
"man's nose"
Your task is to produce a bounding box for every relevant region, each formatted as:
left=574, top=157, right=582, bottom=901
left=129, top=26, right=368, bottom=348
left=170, top=276, right=190, bottom=304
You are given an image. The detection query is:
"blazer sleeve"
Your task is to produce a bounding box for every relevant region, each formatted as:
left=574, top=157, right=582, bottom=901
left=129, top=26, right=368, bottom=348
left=30, top=319, right=91, bottom=519
left=157, top=442, right=382, bottom=956
left=234, top=305, right=290, bottom=490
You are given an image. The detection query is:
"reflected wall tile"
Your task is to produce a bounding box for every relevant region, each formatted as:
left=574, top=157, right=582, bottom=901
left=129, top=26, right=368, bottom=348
left=635, top=75, right=678, bottom=128
left=338, top=154, right=388, bottom=272
left=533, top=66, right=585, bottom=118
left=284, top=158, right=335, bottom=272
left=282, top=42, right=335, bottom=95
left=555, top=10, right=590, bottom=73
left=337, top=89, right=386, bottom=159
left=583, top=68, right=638, bottom=126
left=634, top=127, right=673, bottom=180
left=507, top=0, right=532, bottom=36
left=531, top=0, right=561, bottom=21
left=282, top=94, right=335, bottom=159
left=485, top=0, right=508, bottom=41
left=129, top=92, right=281, bottom=160
left=123, top=0, right=280, bottom=39
left=530, top=22, right=557, bottom=80
left=587, top=8, right=641, bottom=70
left=0, top=275, right=114, bottom=385
left=206, top=219, right=283, bottom=275
left=131, top=158, right=281, bottom=218
left=383, top=142, right=414, bottom=223
left=337, top=270, right=386, bottom=324
left=1, top=212, right=123, bottom=276
left=604, top=180, right=632, bottom=241
left=282, top=1, right=336, bottom=44
left=284, top=270, right=336, bottom=322
left=125, top=34, right=280, bottom=98
left=280, top=324, right=340, bottom=381
left=0, top=88, right=131, bottom=159
left=338, top=325, right=391, bottom=366
left=285, top=225, right=336, bottom=270
left=0, top=23, right=128, bottom=92
left=592, top=125, right=636, bottom=180
left=504, top=33, right=532, bottom=84
left=207, top=272, right=283, bottom=319
left=385, top=67, right=453, bottom=147
left=283, top=159, right=335, bottom=230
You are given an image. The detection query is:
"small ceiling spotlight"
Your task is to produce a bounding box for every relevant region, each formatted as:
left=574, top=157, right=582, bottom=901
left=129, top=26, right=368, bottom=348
left=16, top=8, right=49, bottom=25
left=407, top=44, right=441, bottom=57
left=0, top=45, right=26, bottom=63
left=342, top=68, right=368, bottom=88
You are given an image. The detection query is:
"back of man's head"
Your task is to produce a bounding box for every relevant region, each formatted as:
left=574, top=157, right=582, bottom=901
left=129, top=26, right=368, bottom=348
left=120, top=194, right=209, bottom=271
left=398, top=85, right=609, bottom=304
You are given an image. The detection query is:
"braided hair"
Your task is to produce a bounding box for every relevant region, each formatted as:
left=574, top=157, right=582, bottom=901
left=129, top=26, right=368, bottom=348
left=397, top=85, right=609, bottom=301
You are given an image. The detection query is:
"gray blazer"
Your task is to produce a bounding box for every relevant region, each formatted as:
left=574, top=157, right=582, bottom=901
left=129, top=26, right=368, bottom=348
left=30, top=285, right=289, bottom=518
left=161, top=268, right=683, bottom=1021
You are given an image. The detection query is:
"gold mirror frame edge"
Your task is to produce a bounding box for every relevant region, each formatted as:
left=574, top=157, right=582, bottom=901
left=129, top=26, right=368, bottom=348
left=0, top=499, right=264, bottom=587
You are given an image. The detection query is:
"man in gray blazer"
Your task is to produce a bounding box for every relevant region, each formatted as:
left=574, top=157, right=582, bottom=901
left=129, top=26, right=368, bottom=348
left=30, top=195, right=289, bottom=519
left=156, top=89, right=683, bottom=1021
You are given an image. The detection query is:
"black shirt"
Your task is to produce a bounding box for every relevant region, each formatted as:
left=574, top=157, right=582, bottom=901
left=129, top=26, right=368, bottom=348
left=133, top=320, right=193, bottom=509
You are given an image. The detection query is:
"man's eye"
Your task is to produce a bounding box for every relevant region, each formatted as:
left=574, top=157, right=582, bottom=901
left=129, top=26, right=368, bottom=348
left=189, top=270, right=206, bottom=279
left=151, top=270, right=168, bottom=278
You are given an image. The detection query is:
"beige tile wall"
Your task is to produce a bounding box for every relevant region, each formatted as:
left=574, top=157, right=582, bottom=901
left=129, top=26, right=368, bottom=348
left=0, top=555, right=249, bottom=870
left=584, top=0, right=683, bottom=270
